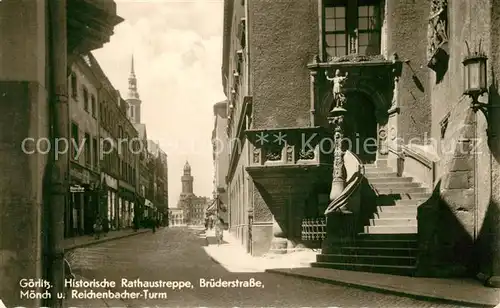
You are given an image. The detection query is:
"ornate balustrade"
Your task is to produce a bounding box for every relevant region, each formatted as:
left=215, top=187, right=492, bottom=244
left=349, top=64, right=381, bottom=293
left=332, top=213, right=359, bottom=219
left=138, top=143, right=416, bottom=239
left=301, top=217, right=326, bottom=241
left=246, top=126, right=332, bottom=168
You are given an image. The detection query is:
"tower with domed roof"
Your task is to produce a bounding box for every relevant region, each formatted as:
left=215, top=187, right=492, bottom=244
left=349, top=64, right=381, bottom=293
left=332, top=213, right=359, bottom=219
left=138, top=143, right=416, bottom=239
left=181, top=160, right=194, bottom=197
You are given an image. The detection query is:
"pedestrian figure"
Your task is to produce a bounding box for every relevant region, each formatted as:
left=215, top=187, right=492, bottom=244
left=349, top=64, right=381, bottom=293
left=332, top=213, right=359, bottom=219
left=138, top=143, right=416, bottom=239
left=93, top=216, right=102, bottom=240
left=151, top=218, right=156, bottom=233
left=102, top=217, right=109, bottom=237
left=133, top=215, right=139, bottom=232
left=215, top=219, right=223, bottom=246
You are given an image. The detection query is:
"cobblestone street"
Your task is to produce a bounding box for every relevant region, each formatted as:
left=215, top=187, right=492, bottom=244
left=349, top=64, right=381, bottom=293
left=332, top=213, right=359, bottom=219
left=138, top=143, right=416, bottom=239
left=66, top=227, right=472, bottom=307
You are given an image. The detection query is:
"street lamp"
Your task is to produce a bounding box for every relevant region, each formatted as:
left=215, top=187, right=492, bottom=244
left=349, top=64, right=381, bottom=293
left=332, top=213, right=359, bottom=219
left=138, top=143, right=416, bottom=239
left=463, top=41, right=488, bottom=119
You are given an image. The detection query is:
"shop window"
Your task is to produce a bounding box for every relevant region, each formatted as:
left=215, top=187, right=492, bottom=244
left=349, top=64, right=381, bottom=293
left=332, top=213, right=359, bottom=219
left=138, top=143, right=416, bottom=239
left=71, top=73, right=78, bottom=99
left=71, top=122, right=79, bottom=161
left=84, top=133, right=91, bottom=166
left=92, top=137, right=98, bottom=169
left=91, top=95, right=97, bottom=118
left=83, top=87, right=89, bottom=112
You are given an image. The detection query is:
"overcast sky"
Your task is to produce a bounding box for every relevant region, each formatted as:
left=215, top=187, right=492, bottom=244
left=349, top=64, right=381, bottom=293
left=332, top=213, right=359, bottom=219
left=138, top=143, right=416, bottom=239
left=93, top=0, right=225, bottom=208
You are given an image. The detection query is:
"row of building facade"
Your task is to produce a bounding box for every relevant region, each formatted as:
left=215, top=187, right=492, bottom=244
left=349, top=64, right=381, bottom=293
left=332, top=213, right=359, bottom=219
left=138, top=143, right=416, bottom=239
left=213, top=0, right=500, bottom=286
left=66, top=53, right=169, bottom=237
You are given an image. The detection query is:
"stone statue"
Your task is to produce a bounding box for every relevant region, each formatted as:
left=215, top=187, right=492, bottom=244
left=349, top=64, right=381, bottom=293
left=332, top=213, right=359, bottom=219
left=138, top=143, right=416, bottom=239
left=326, top=69, right=348, bottom=108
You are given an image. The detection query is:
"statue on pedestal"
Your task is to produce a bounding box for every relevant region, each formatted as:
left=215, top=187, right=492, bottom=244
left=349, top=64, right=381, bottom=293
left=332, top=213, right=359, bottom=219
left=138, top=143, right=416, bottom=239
left=326, top=69, right=348, bottom=109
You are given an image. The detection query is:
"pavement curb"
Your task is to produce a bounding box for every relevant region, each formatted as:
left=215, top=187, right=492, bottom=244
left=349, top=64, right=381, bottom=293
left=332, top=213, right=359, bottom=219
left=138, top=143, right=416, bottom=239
left=64, top=229, right=151, bottom=252
left=265, top=269, right=496, bottom=308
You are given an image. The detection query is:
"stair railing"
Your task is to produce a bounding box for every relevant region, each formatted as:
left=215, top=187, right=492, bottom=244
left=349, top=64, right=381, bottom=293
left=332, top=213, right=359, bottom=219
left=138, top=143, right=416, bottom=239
left=324, top=150, right=365, bottom=215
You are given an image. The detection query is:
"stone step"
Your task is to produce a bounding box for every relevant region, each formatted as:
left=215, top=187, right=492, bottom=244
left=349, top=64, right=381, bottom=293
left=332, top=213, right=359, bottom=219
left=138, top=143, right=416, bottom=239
left=311, top=261, right=416, bottom=276
left=317, top=254, right=416, bottom=266
left=368, top=177, right=414, bottom=183
left=353, top=239, right=418, bottom=249
left=364, top=167, right=395, bottom=173
left=357, top=233, right=417, bottom=241
left=377, top=205, right=417, bottom=213
left=375, top=211, right=416, bottom=219
left=370, top=218, right=417, bottom=226
left=364, top=225, right=417, bottom=234
left=331, top=246, right=418, bottom=257
left=376, top=199, right=426, bottom=206
left=375, top=187, right=428, bottom=194
left=364, top=172, right=399, bottom=178
left=376, top=192, right=431, bottom=200
left=371, top=182, right=421, bottom=189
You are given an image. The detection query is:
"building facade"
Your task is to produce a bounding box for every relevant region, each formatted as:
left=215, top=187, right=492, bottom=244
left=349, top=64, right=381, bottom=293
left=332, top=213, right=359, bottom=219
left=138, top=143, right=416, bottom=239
left=169, top=208, right=186, bottom=227
left=0, top=1, right=123, bottom=305
left=177, top=161, right=211, bottom=226
left=148, top=140, right=169, bottom=225
left=211, top=101, right=229, bottom=224
left=221, top=0, right=500, bottom=285
left=67, top=55, right=102, bottom=237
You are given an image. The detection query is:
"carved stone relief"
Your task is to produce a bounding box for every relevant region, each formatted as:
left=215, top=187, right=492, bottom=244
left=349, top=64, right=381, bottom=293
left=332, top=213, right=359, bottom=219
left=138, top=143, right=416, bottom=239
left=252, top=148, right=261, bottom=164
left=378, top=126, right=388, bottom=155
left=299, top=148, right=315, bottom=160
left=427, top=0, right=448, bottom=69
left=286, top=146, right=294, bottom=163
left=265, top=147, right=282, bottom=161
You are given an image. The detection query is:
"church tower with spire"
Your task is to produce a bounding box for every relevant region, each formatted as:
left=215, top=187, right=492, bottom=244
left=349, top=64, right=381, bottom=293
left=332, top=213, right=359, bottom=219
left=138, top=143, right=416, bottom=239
left=126, top=55, right=141, bottom=124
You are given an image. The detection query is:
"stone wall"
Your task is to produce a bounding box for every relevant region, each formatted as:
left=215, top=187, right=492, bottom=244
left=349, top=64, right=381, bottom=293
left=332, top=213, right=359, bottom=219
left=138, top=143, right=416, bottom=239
left=248, top=0, right=319, bottom=129
left=385, top=0, right=432, bottom=147
left=0, top=2, right=50, bottom=305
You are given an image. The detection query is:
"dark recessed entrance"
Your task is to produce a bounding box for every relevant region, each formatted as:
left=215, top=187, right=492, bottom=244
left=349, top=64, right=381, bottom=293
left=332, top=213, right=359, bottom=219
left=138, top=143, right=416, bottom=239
left=345, top=91, right=378, bottom=164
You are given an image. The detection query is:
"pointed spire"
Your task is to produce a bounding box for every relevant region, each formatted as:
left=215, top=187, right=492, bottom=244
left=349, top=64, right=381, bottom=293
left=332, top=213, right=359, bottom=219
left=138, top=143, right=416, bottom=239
left=130, top=54, right=135, bottom=77
left=127, top=54, right=140, bottom=101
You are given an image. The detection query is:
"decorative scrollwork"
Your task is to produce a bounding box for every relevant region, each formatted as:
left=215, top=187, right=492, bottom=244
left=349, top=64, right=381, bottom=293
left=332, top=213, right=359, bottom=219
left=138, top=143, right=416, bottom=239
left=299, top=148, right=315, bottom=160
left=252, top=148, right=261, bottom=164
left=265, top=147, right=282, bottom=161
left=427, top=0, right=448, bottom=69
left=286, top=146, right=294, bottom=162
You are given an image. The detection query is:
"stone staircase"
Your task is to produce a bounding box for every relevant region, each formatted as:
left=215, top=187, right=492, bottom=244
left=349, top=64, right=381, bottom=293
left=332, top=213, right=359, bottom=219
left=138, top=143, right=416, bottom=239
left=312, top=162, right=431, bottom=276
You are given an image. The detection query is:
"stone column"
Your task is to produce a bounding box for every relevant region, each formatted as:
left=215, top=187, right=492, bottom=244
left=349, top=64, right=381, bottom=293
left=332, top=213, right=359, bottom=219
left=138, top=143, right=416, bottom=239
left=0, top=1, right=49, bottom=306
left=328, top=111, right=347, bottom=201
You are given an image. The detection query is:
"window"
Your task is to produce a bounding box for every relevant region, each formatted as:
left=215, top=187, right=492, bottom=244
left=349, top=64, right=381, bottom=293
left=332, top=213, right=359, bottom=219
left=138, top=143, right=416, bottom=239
left=324, top=0, right=381, bottom=57
left=92, top=137, right=98, bottom=169
left=83, top=87, right=89, bottom=112
left=71, top=73, right=78, bottom=99
left=130, top=105, right=134, bottom=118
left=91, top=95, right=96, bottom=118
left=84, top=133, right=91, bottom=166
left=71, top=122, right=79, bottom=161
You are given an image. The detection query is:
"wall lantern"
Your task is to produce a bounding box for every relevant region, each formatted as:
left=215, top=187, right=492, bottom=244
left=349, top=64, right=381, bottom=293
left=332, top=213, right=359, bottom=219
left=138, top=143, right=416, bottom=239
left=463, top=41, right=489, bottom=119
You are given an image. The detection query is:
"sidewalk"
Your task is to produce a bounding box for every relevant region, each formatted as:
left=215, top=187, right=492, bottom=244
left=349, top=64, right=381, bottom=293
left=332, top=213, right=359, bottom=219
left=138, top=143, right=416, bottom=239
left=63, top=275, right=126, bottom=308
left=266, top=268, right=500, bottom=307
left=64, top=228, right=152, bottom=251
left=204, top=230, right=499, bottom=307
left=203, top=229, right=317, bottom=272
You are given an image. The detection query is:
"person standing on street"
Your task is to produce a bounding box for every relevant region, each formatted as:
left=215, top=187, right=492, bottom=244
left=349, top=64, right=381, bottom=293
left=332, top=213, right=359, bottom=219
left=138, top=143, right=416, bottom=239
left=93, top=216, right=102, bottom=240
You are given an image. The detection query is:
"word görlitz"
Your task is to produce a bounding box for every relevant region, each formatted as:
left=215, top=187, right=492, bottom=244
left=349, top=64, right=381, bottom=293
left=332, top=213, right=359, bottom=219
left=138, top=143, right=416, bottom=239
left=19, top=278, right=51, bottom=289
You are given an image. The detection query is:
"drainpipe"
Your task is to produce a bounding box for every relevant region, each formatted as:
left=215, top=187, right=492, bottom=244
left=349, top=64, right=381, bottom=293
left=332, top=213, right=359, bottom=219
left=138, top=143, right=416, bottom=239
left=47, top=0, right=68, bottom=307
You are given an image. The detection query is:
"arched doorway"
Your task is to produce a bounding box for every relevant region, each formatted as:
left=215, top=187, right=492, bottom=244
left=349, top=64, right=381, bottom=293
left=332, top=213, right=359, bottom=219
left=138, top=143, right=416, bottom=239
left=344, top=91, right=378, bottom=164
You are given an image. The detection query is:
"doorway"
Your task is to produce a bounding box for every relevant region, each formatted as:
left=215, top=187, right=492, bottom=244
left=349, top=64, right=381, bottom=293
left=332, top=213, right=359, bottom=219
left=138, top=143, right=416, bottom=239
left=345, top=91, right=378, bottom=164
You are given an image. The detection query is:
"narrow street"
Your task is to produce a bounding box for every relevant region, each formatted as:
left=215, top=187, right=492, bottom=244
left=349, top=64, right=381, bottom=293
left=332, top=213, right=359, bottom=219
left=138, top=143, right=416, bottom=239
left=67, top=228, right=466, bottom=307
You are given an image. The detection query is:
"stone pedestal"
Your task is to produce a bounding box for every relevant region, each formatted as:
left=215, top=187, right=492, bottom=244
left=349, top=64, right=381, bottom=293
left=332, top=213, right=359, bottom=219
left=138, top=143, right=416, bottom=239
left=269, top=217, right=288, bottom=254
left=0, top=1, right=50, bottom=306
left=321, top=213, right=357, bottom=254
